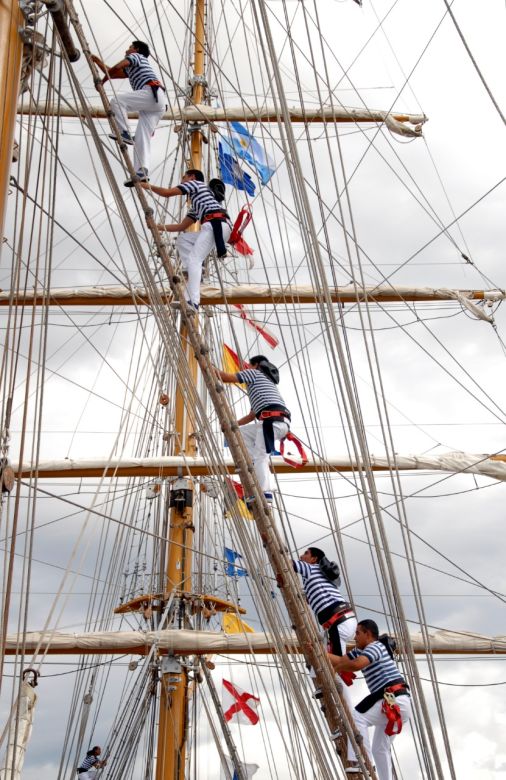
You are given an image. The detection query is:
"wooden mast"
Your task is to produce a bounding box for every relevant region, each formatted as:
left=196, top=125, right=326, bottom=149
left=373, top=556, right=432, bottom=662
left=155, top=2, right=206, bottom=778
left=0, top=0, right=24, bottom=245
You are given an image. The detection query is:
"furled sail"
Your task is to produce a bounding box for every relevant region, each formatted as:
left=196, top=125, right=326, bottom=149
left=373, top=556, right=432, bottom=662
left=0, top=681, right=37, bottom=780
left=4, top=629, right=505, bottom=656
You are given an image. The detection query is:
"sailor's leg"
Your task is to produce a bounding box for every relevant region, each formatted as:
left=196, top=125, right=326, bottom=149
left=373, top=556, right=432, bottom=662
left=252, top=423, right=272, bottom=492
left=336, top=616, right=358, bottom=710
left=365, top=699, right=396, bottom=780
left=347, top=707, right=373, bottom=764
left=134, top=87, right=166, bottom=172
left=371, top=695, right=412, bottom=780
left=176, top=232, right=197, bottom=301
left=239, top=423, right=259, bottom=460
left=109, top=90, right=134, bottom=135
left=185, top=223, right=215, bottom=306
left=238, top=423, right=268, bottom=492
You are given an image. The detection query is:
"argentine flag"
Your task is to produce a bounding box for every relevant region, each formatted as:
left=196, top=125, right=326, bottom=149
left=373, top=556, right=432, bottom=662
left=227, top=122, right=275, bottom=185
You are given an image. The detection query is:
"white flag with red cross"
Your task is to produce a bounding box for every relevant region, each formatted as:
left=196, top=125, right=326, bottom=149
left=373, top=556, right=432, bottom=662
left=222, top=679, right=260, bottom=725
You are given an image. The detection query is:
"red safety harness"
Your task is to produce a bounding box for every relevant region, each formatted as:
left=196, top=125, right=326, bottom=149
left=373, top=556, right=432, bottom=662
left=279, top=432, right=308, bottom=468
left=229, top=206, right=254, bottom=256
left=381, top=684, right=406, bottom=735
left=202, top=211, right=228, bottom=223
left=258, top=410, right=289, bottom=421
left=321, top=605, right=355, bottom=630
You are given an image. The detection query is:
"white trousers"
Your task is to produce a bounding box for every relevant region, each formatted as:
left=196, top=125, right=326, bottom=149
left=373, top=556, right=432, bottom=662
left=240, top=420, right=288, bottom=493
left=78, top=771, right=97, bottom=780
left=333, top=616, right=357, bottom=711
left=347, top=695, right=412, bottom=780
left=110, top=86, right=166, bottom=172
left=176, top=222, right=231, bottom=306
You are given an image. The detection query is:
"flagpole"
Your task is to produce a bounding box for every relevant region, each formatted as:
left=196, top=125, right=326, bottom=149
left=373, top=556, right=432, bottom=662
left=201, top=665, right=247, bottom=780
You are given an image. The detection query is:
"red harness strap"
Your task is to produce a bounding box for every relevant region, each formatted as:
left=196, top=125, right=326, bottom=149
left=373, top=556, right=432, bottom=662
left=229, top=206, right=254, bottom=256
left=339, top=671, right=357, bottom=687
left=321, top=606, right=354, bottom=630
left=259, top=410, right=289, bottom=421
left=279, top=432, right=308, bottom=468
left=382, top=685, right=406, bottom=735
left=202, top=211, right=228, bottom=222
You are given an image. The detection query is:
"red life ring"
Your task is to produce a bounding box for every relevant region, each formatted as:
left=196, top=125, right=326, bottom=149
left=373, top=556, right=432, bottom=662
left=279, top=432, right=308, bottom=469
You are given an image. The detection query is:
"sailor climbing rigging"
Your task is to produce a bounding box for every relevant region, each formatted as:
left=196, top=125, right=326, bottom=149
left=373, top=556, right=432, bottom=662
left=293, top=547, right=356, bottom=706
left=91, top=41, right=166, bottom=186
left=77, top=745, right=107, bottom=777
left=328, top=619, right=412, bottom=780
left=140, top=169, right=231, bottom=311
left=294, top=547, right=356, bottom=654
left=215, top=355, right=290, bottom=503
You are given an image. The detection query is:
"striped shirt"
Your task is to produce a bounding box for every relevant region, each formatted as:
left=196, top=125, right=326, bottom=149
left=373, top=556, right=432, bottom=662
left=235, top=369, right=286, bottom=417
left=348, top=640, right=401, bottom=693
left=293, top=560, right=344, bottom=616
left=125, top=53, right=160, bottom=91
left=177, top=180, right=225, bottom=223
left=79, top=753, right=99, bottom=771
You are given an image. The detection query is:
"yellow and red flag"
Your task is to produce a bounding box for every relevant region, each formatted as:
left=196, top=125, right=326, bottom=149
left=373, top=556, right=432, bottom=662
left=225, top=477, right=252, bottom=520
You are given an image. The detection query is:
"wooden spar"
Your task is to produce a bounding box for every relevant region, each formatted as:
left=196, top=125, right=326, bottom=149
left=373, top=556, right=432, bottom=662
left=0, top=0, right=24, bottom=244
left=4, top=629, right=506, bottom=656
left=0, top=284, right=503, bottom=307
left=41, top=0, right=80, bottom=61
left=12, top=452, right=506, bottom=481
left=16, top=102, right=427, bottom=137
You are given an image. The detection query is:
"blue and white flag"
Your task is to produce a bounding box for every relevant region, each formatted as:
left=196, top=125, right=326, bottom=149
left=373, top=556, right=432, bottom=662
left=224, top=547, right=248, bottom=577
left=219, top=143, right=256, bottom=196
left=226, top=122, right=275, bottom=185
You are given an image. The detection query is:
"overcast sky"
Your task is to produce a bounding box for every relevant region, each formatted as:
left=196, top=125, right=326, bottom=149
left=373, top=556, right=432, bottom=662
left=1, top=0, right=506, bottom=778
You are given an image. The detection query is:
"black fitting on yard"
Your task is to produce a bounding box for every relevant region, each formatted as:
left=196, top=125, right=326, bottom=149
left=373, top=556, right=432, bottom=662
left=43, top=0, right=80, bottom=62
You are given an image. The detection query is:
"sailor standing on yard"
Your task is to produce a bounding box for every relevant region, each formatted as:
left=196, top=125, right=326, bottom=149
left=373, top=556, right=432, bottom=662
left=215, top=355, right=289, bottom=504
left=140, top=170, right=231, bottom=311
left=91, top=41, right=166, bottom=186
left=329, top=619, right=412, bottom=779
left=293, top=547, right=356, bottom=706
left=77, top=746, right=107, bottom=778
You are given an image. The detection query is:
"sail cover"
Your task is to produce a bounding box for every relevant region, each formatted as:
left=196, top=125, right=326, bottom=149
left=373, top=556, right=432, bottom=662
left=0, top=681, right=37, bottom=780
left=4, top=629, right=506, bottom=655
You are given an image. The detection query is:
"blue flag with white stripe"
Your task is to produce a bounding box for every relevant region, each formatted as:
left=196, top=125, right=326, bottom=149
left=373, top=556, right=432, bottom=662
left=226, top=122, right=275, bottom=185
left=219, top=143, right=256, bottom=196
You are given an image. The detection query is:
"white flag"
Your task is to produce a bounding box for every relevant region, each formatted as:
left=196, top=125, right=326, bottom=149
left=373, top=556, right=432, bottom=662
left=223, top=755, right=259, bottom=779
left=222, top=679, right=260, bottom=725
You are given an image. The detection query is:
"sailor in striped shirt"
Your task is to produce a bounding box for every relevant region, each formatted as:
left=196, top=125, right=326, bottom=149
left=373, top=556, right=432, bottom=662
left=91, top=41, right=166, bottom=183
left=140, top=170, right=231, bottom=309
left=77, top=745, right=107, bottom=778
left=329, top=619, right=412, bottom=780
left=215, top=356, right=290, bottom=502
left=293, top=547, right=356, bottom=707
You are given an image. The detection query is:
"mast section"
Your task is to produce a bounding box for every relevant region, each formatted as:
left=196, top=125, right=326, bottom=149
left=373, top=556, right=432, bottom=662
left=156, top=2, right=206, bottom=778
left=0, top=0, right=23, bottom=248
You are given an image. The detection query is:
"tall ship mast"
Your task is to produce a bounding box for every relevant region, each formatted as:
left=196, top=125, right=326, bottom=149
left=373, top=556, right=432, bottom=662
left=0, top=1, right=505, bottom=779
